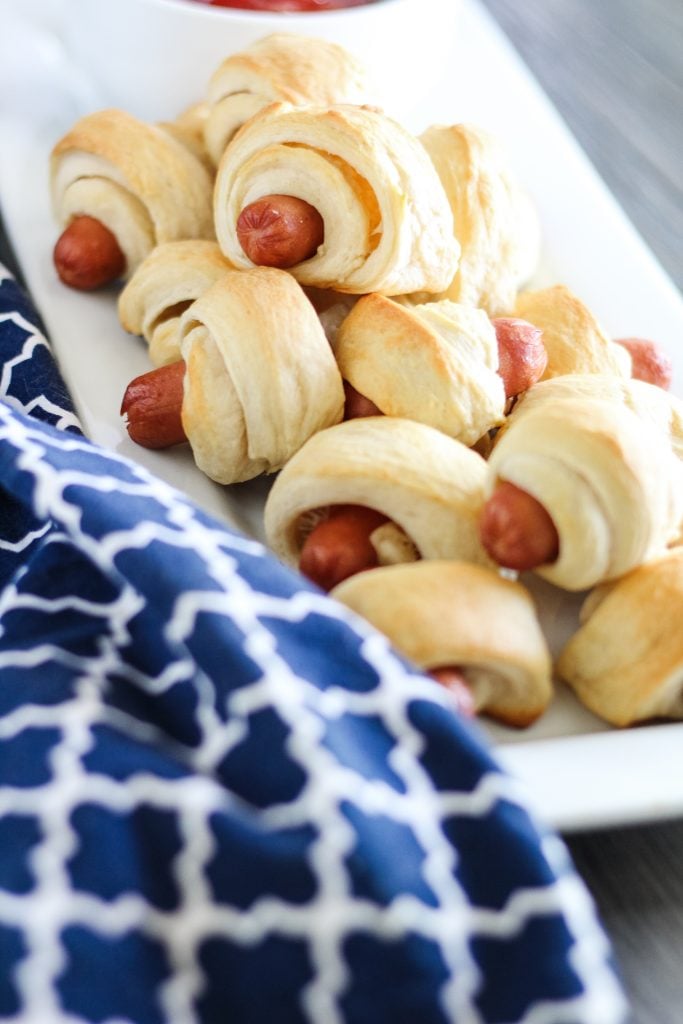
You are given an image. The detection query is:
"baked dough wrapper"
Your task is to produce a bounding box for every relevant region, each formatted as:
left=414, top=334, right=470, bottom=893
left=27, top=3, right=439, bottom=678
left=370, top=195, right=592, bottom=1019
left=504, top=373, right=683, bottom=461
left=159, top=102, right=213, bottom=173
left=178, top=267, right=344, bottom=484
left=50, top=109, right=215, bottom=279
left=204, top=32, right=371, bottom=166
left=335, top=294, right=505, bottom=446
left=557, top=548, right=683, bottom=726
left=118, top=240, right=233, bottom=367
left=487, top=393, right=683, bottom=591
left=513, top=284, right=631, bottom=380
left=332, top=561, right=552, bottom=727
left=263, top=416, right=491, bottom=569
left=408, top=123, right=540, bottom=315
left=214, top=102, right=460, bottom=296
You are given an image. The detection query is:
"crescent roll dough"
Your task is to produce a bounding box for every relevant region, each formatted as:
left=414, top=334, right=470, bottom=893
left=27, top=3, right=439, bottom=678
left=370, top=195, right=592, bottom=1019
left=487, top=394, right=683, bottom=591
left=51, top=109, right=215, bottom=278
left=332, top=561, right=552, bottom=727
left=118, top=241, right=233, bottom=366
left=335, top=294, right=505, bottom=445
left=263, top=416, right=491, bottom=568
left=556, top=549, right=683, bottom=725
left=412, top=123, right=540, bottom=314
left=214, top=102, right=459, bottom=295
left=204, top=32, right=370, bottom=166
left=178, top=267, right=344, bottom=484
left=513, top=285, right=631, bottom=379
left=159, top=102, right=213, bottom=172
left=504, top=373, right=683, bottom=461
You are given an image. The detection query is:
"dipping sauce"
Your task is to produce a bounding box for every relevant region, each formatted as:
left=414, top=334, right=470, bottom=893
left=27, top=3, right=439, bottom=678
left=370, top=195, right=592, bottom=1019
left=188, top=0, right=377, bottom=10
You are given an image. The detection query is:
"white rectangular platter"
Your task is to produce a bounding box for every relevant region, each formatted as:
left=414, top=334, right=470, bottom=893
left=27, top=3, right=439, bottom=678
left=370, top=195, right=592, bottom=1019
left=1, top=0, right=682, bottom=833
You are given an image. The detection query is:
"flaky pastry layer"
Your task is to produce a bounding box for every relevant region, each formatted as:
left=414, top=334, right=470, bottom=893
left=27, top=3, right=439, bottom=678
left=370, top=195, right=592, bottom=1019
left=333, top=561, right=552, bottom=727
left=51, top=109, right=215, bottom=278
left=413, top=123, right=540, bottom=314
left=336, top=294, right=505, bottom=445
left=179, top=267, right=344, bottom=483
left=214, top=103, right=459, bottom=296
left=118, top=240, right=233, bottom=366
left=487, top=394, right=683, bottom=590
left=264, top=416, right=491, bottom=567
left=557, top=549, right=683, bottom=725
left=204, top=32, right=370, bottom=166
left=513, top=284, right=631, bottom=380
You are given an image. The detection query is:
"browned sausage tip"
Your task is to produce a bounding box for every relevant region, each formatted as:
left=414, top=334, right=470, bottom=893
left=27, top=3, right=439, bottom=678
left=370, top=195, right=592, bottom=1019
left=615, top=337, right=673, bottom=391
left=236, top=194, right=324, bottom=269
left=343, top=381, right=383, bottom=420
left=492, top=317, right=547, bottom=399
left=479, top=480, right=559, bottom=571
left=429, top=667, right=476, bottom=717
left=120, top=360, right=188, bottom=450
left=53, top=215, right=126, bottom=291
left=299, top=504, right=389, bottom=591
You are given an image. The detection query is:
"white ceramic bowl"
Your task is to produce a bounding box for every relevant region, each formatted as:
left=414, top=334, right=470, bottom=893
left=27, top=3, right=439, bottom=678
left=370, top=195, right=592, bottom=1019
left=55, top=0, right=459, bottom=123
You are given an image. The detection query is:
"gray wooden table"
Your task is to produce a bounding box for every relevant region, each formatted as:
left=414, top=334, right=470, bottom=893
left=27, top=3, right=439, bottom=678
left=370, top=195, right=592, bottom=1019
left=480, top=2, right=683, bottom=1021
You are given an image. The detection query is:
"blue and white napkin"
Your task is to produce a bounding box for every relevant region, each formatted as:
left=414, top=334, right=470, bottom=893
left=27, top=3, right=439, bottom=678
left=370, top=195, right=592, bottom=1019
left=0, top=264, right=627, bottom=1023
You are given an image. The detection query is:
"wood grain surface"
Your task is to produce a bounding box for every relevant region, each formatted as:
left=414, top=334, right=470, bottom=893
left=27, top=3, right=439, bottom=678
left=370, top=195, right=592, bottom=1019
left=480, top=2, right=683, bottom=1021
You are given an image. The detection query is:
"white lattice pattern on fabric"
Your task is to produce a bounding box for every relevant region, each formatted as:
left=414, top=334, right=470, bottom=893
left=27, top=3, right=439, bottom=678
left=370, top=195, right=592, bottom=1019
left=0, top=264, right=627, bottom=1023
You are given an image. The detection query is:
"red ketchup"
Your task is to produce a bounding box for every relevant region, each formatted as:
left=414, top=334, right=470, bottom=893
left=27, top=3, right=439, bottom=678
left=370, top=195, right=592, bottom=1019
left=189, top=0, right=376, bottom=10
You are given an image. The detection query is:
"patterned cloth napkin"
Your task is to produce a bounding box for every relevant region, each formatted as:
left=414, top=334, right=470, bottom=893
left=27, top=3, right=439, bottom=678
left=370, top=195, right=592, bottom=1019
left=0, top=263, right=627, bottom=1023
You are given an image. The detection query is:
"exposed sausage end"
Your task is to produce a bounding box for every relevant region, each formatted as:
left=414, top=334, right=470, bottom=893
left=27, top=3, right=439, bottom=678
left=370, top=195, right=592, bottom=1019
left=120, top=360, right=188, bottom=450
left=53, top=215, right=126, bottom=290
left=492, top=317, right=547, bottom=398
left=299, top=504, right=389, bottom=591
left=429, top=666, right=476, bottom=717
left=615, top=337, right=673, bottom=390
left=479, top=480, right=560, bottom=571
left=343, top=381, right=383, bottom=420
left=236, top=194, right=324, bottom=269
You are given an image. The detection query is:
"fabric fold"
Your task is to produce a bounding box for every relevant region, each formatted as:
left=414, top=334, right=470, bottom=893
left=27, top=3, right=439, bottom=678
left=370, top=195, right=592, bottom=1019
left=0, top=262, right=627, bottom=1023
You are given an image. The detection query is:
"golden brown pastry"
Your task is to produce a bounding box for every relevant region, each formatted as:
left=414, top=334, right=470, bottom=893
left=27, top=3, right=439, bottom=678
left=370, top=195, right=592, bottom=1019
left=204, top=32, right=371, bottom=166
left=332, top=561, right=553, bottom=727
left=335, top=294, right=505, bottom=445
left=51, top=109, right=215, bottom=284
left=481, top=391, right=683, bottom=590
left=513, top=284, right=631, bottom=379
left=413, top=123, right=540, bottom=314
left=158, top=102, right=213, bottom=172
left=214, top=102, right=459, bottom=295
left=118, top=240, right=233, bottom=366
left=556, top=549, right=683, bottom=725
left=178, top=268, right=344, bottom=483
left=263, top=416, right=492, bottom=570
left=121, top=267, right=344, bottom=483
left=502, top=373, right=683, bottom=461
